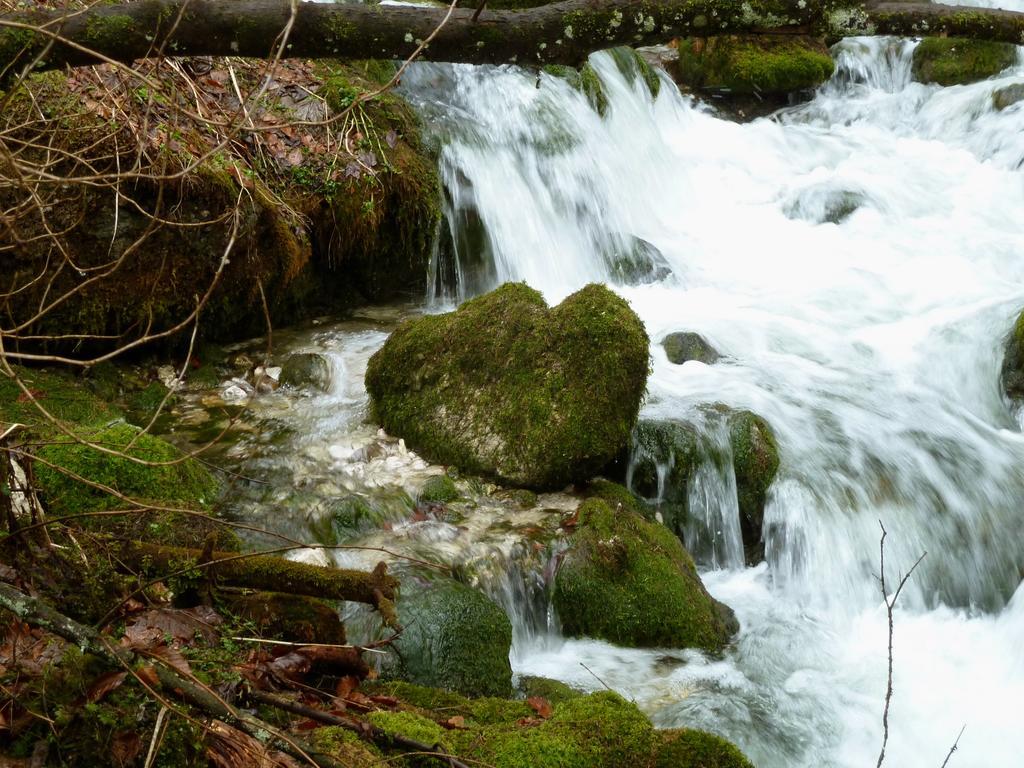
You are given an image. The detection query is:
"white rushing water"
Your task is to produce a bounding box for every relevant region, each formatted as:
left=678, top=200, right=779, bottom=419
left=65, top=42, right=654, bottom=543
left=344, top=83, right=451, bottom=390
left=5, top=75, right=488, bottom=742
left=392, top=33, right=1024, bottom=768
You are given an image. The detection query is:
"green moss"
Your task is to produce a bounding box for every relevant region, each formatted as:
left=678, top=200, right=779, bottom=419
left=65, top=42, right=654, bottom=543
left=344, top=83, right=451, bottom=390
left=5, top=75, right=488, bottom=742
left=447, top=691, right=656, bottom=768
left=310, top=727, right=384, bottom=767
left=912, top=37, right=1017, bottom=86
left=584, top=479, right=649, bottom=517
left=728, top=409, right=779, bottom=552
left=654, top=729, right=754, bottom=768
left=0, top=366, right=119, bottom=430
left=676, top=35, right=834, bottom=95
left=84, top=14, right=136, bottom=50
left=553, top=498, right=736, bottom=651
left=365, top=283, right=649, bottom=489
left=419, top=474, right=460, bottom=504
left=390, top=579, right=513, bottom=697
left=516, top=676, right=584, bottom=706
left=368, top=710, right=447, bottom=748
left=34, top=421, right=218, bottom=515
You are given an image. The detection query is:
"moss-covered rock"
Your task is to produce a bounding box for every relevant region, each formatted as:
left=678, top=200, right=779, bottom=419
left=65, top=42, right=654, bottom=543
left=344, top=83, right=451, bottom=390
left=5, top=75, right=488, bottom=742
left=419, top=474, right=460, bottom=504
left=1002, top=310, right=1024, bottom=400
left=365, top=283, right=649, bottom=489
left=389, top=579, right=513, bottom=697
left=911, top=38, right=1017, bottom=86
left=516, top=676, right=584, bottom=706
left=675, top=34, right=834, bottom=99
left=280, top=352, right=333, bottom=391
left=34, top=421, right=218, bottom=516
left=453, top=691, right=656, bottom=768
left=728, top=410, right=779, bottom=556
left=1, top=365, right=232, bottom=550
left=553, top=498, right=737, bottom=651
left=545, top=47, right=661, bottom=116
left=654, top=729, right=755, bottom=768
left=630, top=409, right=779, bottom=563
left=663, top=332, right=720, bottom=365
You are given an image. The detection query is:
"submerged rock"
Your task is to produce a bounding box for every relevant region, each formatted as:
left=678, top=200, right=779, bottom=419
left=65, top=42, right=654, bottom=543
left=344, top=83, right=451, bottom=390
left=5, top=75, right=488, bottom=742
left=544, top=46, right=661, bottom=116
left=279, top=352, right=332, bottom=391
left=911, top=38, right=1017, bottom=86
left=553, top=498, right=738, bottom=651
left=663, top=332, right=721, bottom=365
left=993, top=83, right=1024, bottom=112
left=630, top=409, right=780, bottom=563
left=1001, top=310, right=1024, bottom=400
left=605, top=237, right=673, bottom=286
left=365, top=282, right=649, bottom=489
left=389, top=579, right=513, bottom=697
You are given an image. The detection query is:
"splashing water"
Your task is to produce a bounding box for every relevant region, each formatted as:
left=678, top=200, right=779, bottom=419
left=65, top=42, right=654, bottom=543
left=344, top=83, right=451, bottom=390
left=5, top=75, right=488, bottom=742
left=394, top=32, right=1024, bottom=768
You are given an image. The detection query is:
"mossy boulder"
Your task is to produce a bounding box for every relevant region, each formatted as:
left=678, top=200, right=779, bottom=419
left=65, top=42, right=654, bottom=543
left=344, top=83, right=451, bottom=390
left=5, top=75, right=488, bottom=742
left=729, top=410, right=779, bottom=553
left=279, top=352, right=333, bottom=391
left=418, top=474, right=460, bottom=504
left=389, top=579, right=513, bottom=697
left=34, top=421, right=218, bottom=516
left=365, top=283, right=649, bottom=489
left=663, top=332, right=721, bottom=365
left=911, top=38, right=1017, bottom=86
left=674, top=34, right=834, bottom=100
left=447, top=691, right=657, bottom=768
left=553, top=498, right=737, bottom=651
left=355, top=685, right=752, bottom=768
left=630, top=409, right=779, bottom=562
left=516, top=676, right=584, bottom=706
left=654, top=729, right=755, bottom=768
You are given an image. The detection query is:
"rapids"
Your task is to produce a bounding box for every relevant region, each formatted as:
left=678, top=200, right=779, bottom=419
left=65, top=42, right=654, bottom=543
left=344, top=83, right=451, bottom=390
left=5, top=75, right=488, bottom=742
left=403, top=30, right=1024, bottom=767
left=213, top=21, right=1024, bottom=768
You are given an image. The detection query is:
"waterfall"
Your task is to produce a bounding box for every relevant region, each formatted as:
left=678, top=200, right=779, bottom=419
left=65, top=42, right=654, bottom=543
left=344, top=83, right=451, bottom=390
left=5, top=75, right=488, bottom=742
left=397, top=29, right=1024, bottom=768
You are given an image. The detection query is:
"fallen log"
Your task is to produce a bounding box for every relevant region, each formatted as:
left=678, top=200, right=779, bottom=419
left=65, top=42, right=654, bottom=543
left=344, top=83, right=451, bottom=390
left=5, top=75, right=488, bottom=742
left=0, top=0, right=1022, bottom=76
left=114, top=540, right=398, bottom=606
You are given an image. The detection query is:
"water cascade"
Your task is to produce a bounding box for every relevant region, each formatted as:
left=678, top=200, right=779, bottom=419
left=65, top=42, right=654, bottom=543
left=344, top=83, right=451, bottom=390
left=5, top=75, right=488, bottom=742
left=394, top=31, right=1024, bottom=768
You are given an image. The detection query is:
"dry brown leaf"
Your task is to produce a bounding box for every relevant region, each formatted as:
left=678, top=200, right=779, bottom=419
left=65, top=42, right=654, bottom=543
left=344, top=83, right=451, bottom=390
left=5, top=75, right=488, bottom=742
left=335, top=675, right=359, bottom=699
left=148, top=644, right=192, bottom=676
left=111, top=731, right=141, bottom=768
left=205, top=720, right=300, bottom=768
left=527, top=697, right=553, bottom=719
left=440, top=715, right=467, bottom=730
left=85, top=671, right=128, bottom=703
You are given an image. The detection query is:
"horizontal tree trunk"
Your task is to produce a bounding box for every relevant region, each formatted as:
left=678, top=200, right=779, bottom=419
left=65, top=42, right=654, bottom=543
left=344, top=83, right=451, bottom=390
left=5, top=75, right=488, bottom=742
left=0, top=0, right=1022, bottom=76
left=115, top=540, right=399, bottom=606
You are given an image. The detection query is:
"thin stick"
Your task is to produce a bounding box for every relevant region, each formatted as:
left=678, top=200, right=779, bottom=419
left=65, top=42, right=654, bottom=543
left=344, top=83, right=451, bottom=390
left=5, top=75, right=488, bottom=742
left=939, top=725, right=966, bottom=768
left=579, top=662, right=612, bottom=692
left=876, top=521, right=927, bottom=768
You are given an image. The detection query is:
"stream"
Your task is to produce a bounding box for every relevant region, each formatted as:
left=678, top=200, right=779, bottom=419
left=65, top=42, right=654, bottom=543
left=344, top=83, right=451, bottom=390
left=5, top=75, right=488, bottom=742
left=199, top=22, right=1024, bottom=768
